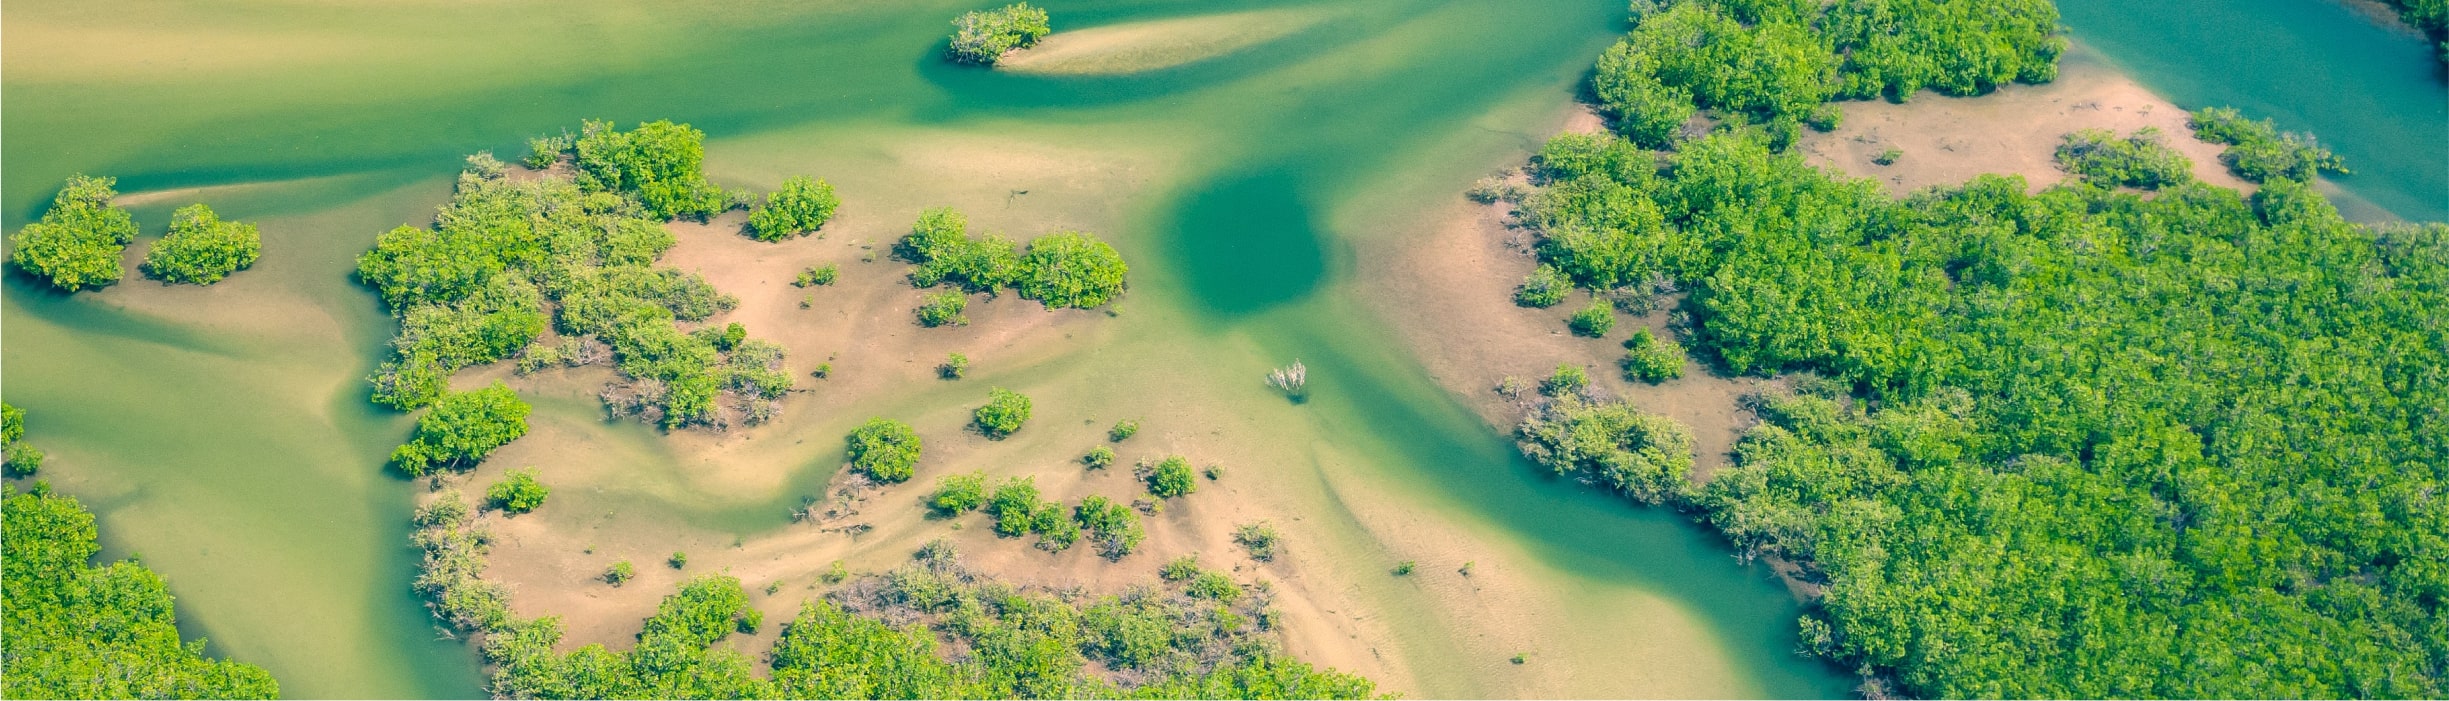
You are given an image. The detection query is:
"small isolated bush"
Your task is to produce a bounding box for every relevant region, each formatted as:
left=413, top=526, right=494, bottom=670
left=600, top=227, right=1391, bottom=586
left=1233, top=521, right=1282, bottom=562
left=811, top=362, right=832, bottom=379
left=746, top=176, right=840, bottom=241
left=822, top=560, right=849, bottom=584
left=1540, top=364, right=1590, bottom=397
left=1511, top=653, right=1528, bottom=665
left=845, top=417, right=922, bottom=482
left=987, top=477, right=1045, bottom=537
left=391, top=382, right=530, bottom=477
left=486, top=467, right=550, bottom=513
left=946, top=3, right=1051, bottom=66
left=605, top=560, right=636, bottom=586
left=1202, top=464, right=1224, bottom=481
left=142, top=204, right=261, bottom=285
left=1514, top=265, right=1572, bottom=308
left=11, top=175, right=137, bottom=291
left=1082, top=445, right=1116, bottom=470
left=1108, top=419, right=1139, bottom=442
left=972, top=387, right=1032, bottom=438
left=1620, top=328, right=1685, bottom=383
left=2055, top=127, right=2193, bottom=190
left=2187, top=106, right=2349, bottom=183
left=939, top=352, right=969, bottom=380
left=793, top=264, right=838, bottom=287
left=1015, top=231, right=1128, bottom=309
left=1160, top=554, right=1202, bottom=582
left=1460, top=561, right=1476, bottom=576
left=915, top=291, right=968, bottom=327
left=1075, top=495, right=1144, bottom=560
left=1872, top=148, right=1902, bottom=166
left=928, top=471, right=988, bottom=515
left=1141, top=455, right=1197, bottom=499
left=1568, top=300, right=1615, bottom=337
left=1392, top=561, right=1417, bottom=576
left=669, top=551, right=689, bottom=569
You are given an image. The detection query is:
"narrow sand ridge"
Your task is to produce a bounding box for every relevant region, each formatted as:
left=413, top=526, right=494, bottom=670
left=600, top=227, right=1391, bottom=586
left=998, top=9, right=1327, bottom=76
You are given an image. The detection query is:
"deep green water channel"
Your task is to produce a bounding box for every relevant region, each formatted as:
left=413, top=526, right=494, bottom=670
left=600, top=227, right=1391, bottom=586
left=2, top=0, right=2439, bottom=697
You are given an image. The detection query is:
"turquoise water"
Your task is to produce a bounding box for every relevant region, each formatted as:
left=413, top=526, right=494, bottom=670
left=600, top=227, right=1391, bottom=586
left=2058, top=0, right=2447, bottom=222
left=7, top=0, right=2440, bottom=696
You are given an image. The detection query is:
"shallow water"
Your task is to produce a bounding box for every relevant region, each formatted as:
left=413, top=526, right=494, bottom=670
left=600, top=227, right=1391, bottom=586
left=2057, top=0, right=2448, bottom=222
left=6, top=0, right=2433, bottom=697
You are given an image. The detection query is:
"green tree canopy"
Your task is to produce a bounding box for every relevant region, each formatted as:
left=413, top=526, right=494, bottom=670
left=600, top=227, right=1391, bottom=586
left=10, top=175, right=136, bottom=291
left=3, top=485, right=280, bottom=699
left=391, top=382, right=531, bottom=477
left=746, top=176, right=841, bottom=241
left=1015, top=231, right=1128, bottom=309
left=141, top=203, right=261, bottom=285
left=846, top=418, right=922, bottom=482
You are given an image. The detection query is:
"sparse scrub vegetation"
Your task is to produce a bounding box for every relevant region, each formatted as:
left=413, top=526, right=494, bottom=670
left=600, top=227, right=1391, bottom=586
left=946, top=3, right=1052, bottom=66
left=2054, top=127, right=2193, bottom=189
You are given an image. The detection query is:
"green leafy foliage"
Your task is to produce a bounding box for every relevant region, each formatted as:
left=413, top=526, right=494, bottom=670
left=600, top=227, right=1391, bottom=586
left=916, top=290, right=969, bottom=327
left=1593, top=0, right=2061, bottom=148
left=1566, top=300, right=1615, bottom=337
left=390, top=382, right=531, bottom=477
left=846, top=418, right=923, bottom=483
left=1620, top=328, right=1686, bottom=383
left=1075, top=495, right=1145, bottom=561
left=1539, top=364, right=1589, bottom=397
left=746, top=176, right=841, bottom=241
left=899, top=208, right=1130, bottom=311
left=973, top=387, right=1033, bottom=438
left=1515, top=397, right=1696, bottom=504
left=1015, top=231, right=1129, bottom=309
left=3, top=485, right=280, bottom=698
left=356, top=149, right=780, bottom=424
left=141, top=204, right=260, bottom=285
left=1518, top=120, right=2449, bottom=696
left=2, top=403, right=43, bottom=477
left=1108, top=420, right=1139, bottom=442
left=1513, top=265, right=1573, bottom=307
left=483, top=576, right=767, bottom=699
left=1819, top=0, right=2063, bottom=99
left=946, top=3, right=1052, bottom=66
left=10, top=175, right=136, bottom=291
left=2187, top=106, right=2351, bottom=183
left=1139, top=456, right=1197, bottom=499
left=793, top=263, right=839, bottom=287
left=987, top=477, right=1048, bottom=537
left=562, top=120, right=730, bottom=220
left=486, top=467, right=551, bottom=513
left=2054, top=127, right=2194, bottom=189
left=604, top=561, right=636, bottom=586
left=1082, top=445, right=1116, bottom=470
left=928, top=471, right=990, bottom=516
left=1233, top=522, right=1282, bottom=562
left=412, top=493, right=513, bottom=629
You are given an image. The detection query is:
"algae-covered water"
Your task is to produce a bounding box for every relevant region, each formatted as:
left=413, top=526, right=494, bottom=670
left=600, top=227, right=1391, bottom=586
left=3, top=0, right=2437, bottom=697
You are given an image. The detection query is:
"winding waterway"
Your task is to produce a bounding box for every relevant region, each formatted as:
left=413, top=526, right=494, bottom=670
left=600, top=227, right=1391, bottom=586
left=3, top=0, right=2439, bottom=697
